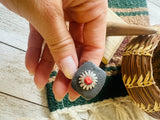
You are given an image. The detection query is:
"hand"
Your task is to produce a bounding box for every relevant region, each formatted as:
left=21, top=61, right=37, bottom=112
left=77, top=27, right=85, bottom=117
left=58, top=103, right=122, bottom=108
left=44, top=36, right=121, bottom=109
left=0, top=0, right=107, bottom=101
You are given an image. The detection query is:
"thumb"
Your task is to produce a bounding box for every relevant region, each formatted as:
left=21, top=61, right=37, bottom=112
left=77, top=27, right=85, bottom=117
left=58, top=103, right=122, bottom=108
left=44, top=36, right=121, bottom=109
left=46, top=26, right=78, bottom=79
left=36, top=10, right=78, bottom=79
left=33, top=2, right=78, bottom=79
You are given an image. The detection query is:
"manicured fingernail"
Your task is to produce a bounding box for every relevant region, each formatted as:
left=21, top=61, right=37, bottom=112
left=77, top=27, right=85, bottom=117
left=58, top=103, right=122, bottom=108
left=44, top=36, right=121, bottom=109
left=60, top=56, right=77, bottom=79
left=54, top=95, right=63, bottom=102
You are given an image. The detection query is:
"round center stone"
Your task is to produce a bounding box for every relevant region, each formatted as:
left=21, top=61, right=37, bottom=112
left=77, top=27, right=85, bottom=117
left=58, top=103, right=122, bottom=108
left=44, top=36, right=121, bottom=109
left=84, top=76, right=92, bottom=85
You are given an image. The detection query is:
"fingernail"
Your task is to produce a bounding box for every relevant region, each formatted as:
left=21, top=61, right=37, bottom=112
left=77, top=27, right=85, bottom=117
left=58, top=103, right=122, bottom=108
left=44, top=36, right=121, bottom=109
left=68, top=95, right=77, bottom=102
left=54, top=95, right=63, bottom=102
left=60, top=56, right=77, bottom=79
left=36, top=85, right=44, bottom=91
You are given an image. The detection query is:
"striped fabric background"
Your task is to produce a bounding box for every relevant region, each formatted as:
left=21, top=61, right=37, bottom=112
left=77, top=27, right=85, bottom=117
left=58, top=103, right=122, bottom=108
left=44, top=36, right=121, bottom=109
left=109, top=0, right=149, bottom=26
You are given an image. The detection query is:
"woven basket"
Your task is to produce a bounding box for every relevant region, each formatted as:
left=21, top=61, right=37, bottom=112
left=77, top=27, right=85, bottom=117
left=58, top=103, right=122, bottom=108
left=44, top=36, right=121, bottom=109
left=121, top=26, right=160, bottom=119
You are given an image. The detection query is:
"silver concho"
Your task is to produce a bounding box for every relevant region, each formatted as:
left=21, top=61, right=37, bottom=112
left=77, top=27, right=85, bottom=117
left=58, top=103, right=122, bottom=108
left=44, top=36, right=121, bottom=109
left=79, top=70, right=98, bottom=90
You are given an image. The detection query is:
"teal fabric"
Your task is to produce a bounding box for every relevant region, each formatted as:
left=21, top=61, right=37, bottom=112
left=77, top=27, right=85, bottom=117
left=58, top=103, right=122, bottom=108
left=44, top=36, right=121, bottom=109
left=115, top=11, right=148, bottom=16
left=46, top=66, right=128, bottom=112
left=108, top=0, right=147, bottom=8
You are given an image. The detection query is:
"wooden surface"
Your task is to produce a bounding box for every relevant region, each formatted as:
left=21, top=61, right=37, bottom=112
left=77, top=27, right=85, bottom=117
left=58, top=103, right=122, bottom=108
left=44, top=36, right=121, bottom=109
left=0, top=1, right=160, bottom=119
left=147, top=0, right=160, bottom=25
left=0, top=4, right=50, bottom=120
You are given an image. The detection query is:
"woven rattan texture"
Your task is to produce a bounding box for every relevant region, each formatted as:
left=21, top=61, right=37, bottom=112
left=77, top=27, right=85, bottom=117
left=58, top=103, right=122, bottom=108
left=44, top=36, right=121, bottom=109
left=122, top=30, right=160, bottom=119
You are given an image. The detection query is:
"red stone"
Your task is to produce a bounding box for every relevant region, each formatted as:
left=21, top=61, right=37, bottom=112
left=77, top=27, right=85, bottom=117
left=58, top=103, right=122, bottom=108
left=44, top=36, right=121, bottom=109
left=84, top=76, right=92, bottom=85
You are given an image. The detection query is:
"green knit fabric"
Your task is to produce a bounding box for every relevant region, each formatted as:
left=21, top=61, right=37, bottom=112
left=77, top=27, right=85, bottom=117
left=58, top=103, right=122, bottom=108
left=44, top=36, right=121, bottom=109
left=46, top=0, right=149, bottom=112
left=108, top=0, right=147, bottom=8
left=115, top=11, right=148, bottom=16
left=46, top=66, right=128, bottom=112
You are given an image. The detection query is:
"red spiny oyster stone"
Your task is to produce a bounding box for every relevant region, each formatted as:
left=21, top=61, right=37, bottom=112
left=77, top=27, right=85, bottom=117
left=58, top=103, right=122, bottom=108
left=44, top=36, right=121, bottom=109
left=84, top=76, right=92, bottom=85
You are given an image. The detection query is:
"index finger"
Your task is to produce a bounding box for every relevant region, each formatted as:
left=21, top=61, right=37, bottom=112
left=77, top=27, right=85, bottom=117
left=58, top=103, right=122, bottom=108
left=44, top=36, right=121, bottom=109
left=80, top=11, right=107, bottom=66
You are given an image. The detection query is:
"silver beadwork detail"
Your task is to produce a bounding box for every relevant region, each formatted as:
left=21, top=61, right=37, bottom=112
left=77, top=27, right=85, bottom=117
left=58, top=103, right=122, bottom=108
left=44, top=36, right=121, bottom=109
left=79, top=70, right=98, bottom=90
